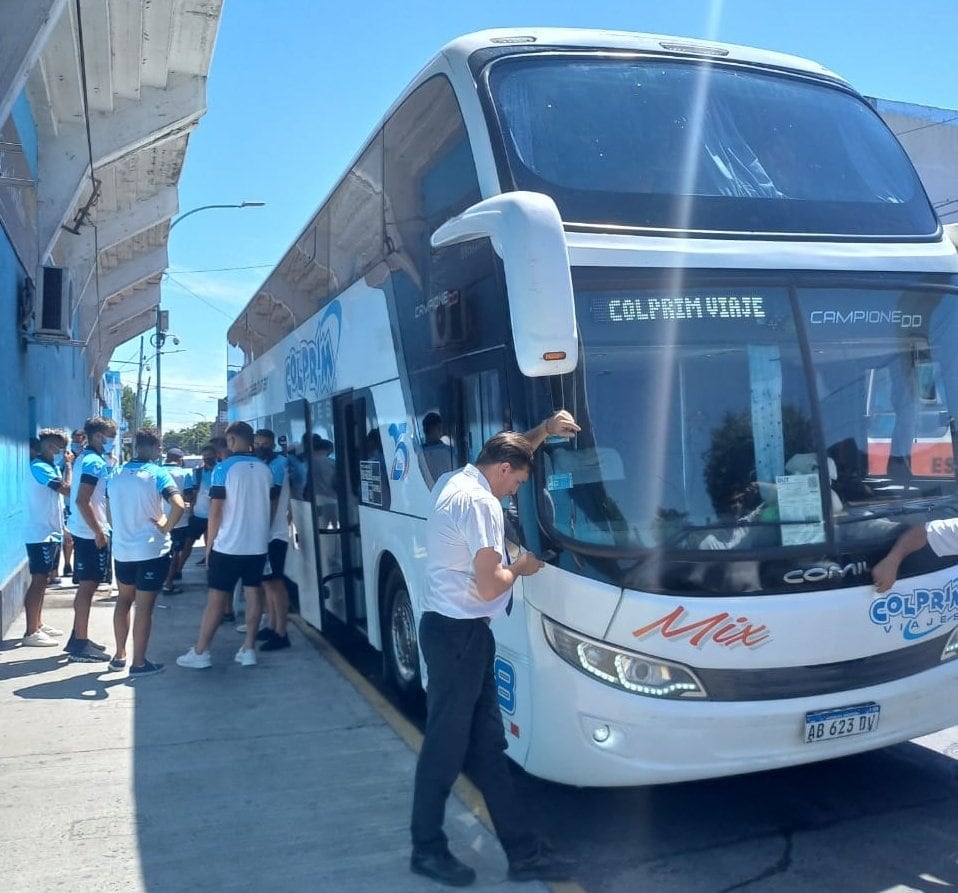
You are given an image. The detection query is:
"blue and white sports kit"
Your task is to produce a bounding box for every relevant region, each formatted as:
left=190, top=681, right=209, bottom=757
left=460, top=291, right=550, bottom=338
left=25, top=458, right=65, bottom=574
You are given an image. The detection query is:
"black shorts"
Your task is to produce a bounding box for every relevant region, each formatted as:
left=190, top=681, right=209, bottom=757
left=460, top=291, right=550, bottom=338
left=187, top=515, right=208, bottom=540
left=170, top=527, right=189, bottom=553
left=73, top=536, right=112, bottom=584
left=207, top=549, right=267, bottom=592
left=114, top=554, right=171, bottom=591
left=262, top=539, right=288, bottom=582
left=26, top=542, right=61, bottom=576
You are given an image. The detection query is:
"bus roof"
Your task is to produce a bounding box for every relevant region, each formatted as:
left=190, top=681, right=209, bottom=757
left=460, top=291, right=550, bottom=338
left=437, top=28, right=844, bottom=85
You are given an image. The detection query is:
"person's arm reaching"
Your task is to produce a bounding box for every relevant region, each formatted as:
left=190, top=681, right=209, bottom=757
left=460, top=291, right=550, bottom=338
left=872, top=524, right=928, bottom=593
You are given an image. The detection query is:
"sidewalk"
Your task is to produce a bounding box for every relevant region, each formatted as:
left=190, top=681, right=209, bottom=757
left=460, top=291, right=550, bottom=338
left=0, top=558, right=552, bottom=893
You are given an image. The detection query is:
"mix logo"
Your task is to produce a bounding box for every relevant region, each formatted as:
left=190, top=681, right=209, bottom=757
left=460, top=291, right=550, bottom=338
left=869, top=578, right=958, bottom=641
left=388, top=422, right=410, bottom=481
left=633, top=606, right=772, bottom=649
left=284, top=302, right=342, bottom=402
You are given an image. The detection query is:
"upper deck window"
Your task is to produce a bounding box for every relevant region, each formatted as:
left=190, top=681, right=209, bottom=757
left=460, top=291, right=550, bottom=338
left=486, top=55, right=938, bottom=238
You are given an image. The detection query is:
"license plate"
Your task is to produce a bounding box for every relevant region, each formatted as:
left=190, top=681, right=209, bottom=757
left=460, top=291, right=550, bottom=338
left=804, top=702, right=880, bottom=744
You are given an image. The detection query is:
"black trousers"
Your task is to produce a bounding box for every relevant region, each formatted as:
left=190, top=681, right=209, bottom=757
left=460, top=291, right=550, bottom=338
left=410, top=612, right=537, bottom=859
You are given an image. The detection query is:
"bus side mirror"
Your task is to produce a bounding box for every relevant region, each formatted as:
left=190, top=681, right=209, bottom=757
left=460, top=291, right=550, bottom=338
left=431, top=191, right=578, bottom=377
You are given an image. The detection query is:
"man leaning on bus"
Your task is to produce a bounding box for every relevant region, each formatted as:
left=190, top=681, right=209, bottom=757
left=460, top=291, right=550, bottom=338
left=873, top=519, right=958, bottom=593
left=410, top=410, right=579, bottom=887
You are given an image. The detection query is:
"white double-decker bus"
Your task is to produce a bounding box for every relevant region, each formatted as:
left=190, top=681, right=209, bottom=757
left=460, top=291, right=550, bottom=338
left=227, top=29, right=958, bottom=786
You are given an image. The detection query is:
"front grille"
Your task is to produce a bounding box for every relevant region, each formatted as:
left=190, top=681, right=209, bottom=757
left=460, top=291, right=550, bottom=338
left=695, top=634, right=950, bottom=701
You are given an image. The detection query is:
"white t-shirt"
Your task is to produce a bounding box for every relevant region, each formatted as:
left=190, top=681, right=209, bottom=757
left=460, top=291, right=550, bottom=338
left=24, top=459, right=64, bottom=544
left=926, top=519, right=958, bottom=557
left=67, top=449, right=112, bottom=539
left=192, top=464, right=213, bottom=518
left=210, top=453, right=273, bottom=556
left=162, top=464, right=193, bottom=529
left=107, top=461, right=177, bottom=562
left=423, top=464, right=512, bottom=620
left=267, top=454, right=290, bottom=543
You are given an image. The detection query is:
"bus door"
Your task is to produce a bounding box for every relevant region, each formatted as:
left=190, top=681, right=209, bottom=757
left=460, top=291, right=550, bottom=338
left=316, top=391, right=368, bottom=631
left=280, top=398, right=318, bottom=625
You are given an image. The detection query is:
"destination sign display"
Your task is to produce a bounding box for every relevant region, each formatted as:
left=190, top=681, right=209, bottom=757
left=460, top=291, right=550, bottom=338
left=591, top=293, right=767, bottom=324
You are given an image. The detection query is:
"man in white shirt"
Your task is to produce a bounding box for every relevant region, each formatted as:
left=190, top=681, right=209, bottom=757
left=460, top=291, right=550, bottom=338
left=410, top=411, right=579, bottom=887
left=107, top=428, right=185, bottom=675
left=177, top=421, right=273, bottom=669
left=873, top=519, right=958, bottom=593
left=253, top=429, right=293, bottom=651
left=22, top=428, right=72, bottom=646
left=159, top=447, right=193, bottom=594
left=65, top=416, right=117, bottom=663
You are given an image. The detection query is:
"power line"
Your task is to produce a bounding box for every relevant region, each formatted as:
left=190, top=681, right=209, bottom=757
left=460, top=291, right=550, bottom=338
left=171, top=263, right=274, bottom=273
left=163, top=273, right=237, bottom=319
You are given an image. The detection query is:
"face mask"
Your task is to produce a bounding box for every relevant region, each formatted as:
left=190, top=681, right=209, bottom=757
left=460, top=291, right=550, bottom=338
left=53, top=451, right=65, bottom=467
left=255, top=446, right=273, bottom=461
left=204, top=458, right=215, bottom=468
left=70, top=442, right=83, bottom=454
left=102, top=438, right=116, bottom=453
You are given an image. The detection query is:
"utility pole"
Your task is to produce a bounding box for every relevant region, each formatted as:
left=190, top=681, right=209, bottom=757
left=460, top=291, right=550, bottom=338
left=155, top=309, right=168, bottom=438
left=133, top=335, right=144, bottom=433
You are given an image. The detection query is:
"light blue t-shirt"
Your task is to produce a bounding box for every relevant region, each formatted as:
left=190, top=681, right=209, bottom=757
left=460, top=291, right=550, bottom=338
left=209, top=453, right=273, bottom=556
left=67, top=449, right=112, bottom=540
left=24, top=459, right=64, bottom=543
left=107, top=461, right=177, bottom=562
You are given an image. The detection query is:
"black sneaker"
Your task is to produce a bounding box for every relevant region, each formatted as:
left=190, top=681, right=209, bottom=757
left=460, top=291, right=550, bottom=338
left=255, top=627, right=276, bottom=642
left=161, top=585, right=183, bottom=594
left=221, top=612, right=236, bottom=624
left=129, top=660, right=164, bottom=676
left=108, top=656, right=127, bottom=671
left=507, top=842, right=575, bottom=883
left=259, top=633, right=290, bottom=651
left=62, top=564, right=73, bottom=575
left=65, top=634, right=108, bottom=654
left=68, top=642, right=111, bottom=663
left=410, top=850, right=476, bottom=887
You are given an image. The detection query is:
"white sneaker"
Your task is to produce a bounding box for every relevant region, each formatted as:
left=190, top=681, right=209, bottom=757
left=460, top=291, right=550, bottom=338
left=23, top=630, right=59, bottom=647
left=234, top=647, right=257, bottom=667
left=176, top=647, right=212, bottom=669
left=235, top=623, right=248, bottom=633
left=40, top=624, right=64, bottom=637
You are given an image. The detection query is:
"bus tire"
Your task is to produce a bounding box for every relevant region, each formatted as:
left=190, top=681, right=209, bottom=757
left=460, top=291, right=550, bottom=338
left=383, top=568, right=423, bottom=700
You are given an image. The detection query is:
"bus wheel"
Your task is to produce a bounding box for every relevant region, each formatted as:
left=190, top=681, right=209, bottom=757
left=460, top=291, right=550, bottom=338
left=384, top=569, right=422, bottom=698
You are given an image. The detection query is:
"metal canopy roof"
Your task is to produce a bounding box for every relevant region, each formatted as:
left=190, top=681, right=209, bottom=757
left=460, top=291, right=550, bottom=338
left=2, top=0, right=222, bottom=381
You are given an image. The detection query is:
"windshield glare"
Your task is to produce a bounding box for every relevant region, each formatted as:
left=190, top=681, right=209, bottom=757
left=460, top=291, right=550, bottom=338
left=540, top=273, right=958, bottom=555
left=487, top=56, right=937, bottom=237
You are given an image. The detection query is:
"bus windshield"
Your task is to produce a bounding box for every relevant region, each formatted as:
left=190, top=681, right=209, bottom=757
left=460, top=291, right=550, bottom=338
left=539, top=272, right=958, bottom=555
left=486, top=55, right=937, bottom=237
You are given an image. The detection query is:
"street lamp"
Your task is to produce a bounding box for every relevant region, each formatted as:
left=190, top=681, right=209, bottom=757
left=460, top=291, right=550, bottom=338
left=156, top=201, right=266, bottom=437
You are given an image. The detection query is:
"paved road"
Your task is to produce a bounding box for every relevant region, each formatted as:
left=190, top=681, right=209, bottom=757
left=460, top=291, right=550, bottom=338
left=339, top=632, right=958, bottom=893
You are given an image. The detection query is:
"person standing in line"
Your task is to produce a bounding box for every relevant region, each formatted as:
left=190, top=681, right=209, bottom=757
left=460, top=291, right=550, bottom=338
left=64, top=416, right=118, bottom=663
left=410, top=412, right=579, bottom=887
left=159, top=447, right=193, bottom=594
left=21, top=428, right=73, bottom=646
left=176, top=421, right=273, bottom=669
left=181, top=443, right=216, bottom=569
left=253, top=429, right=293, bottom=651
left=107, top=428, right=186, bottom=676
left=61, top=429, right=87, bottom=576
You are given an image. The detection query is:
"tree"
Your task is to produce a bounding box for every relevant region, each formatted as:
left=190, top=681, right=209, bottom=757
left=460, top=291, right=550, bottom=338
left=121, top=385, right=154, bottom=432
left=163, top=421, right=213, bottom=454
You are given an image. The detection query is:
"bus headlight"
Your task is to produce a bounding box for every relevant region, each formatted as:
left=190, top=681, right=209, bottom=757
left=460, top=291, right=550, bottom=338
left=542, top=616, right=706, bottom=699
left=941, top=626, right=958, bottom=662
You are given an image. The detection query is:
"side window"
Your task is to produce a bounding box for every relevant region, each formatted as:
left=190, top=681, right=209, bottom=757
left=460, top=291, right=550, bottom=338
left=459, top=369, right=505, bottom=465
left=330, top=133, right=384, bottom=294
left=383, top=76, right=482, bottom=370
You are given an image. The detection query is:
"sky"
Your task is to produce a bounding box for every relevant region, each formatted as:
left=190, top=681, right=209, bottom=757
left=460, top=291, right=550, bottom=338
left=115, top=0, right=957, bottom=430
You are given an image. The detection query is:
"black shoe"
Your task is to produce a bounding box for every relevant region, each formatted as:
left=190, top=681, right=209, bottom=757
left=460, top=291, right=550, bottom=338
left=62, top=564, right=73, bottom=575
left=259, top=633, right=290, bottom=651
left=108, top=656, right=127, bottom=671
left=507, top=842, right=575, bottom=883
left=173, top=571, right=182, bottom=580
left=68, top=642, right=111, bottom=663
left=410, top=850, right=476, bottom=887
left=130, top=660, right=164, bottom=676
left=161, top=585, right=183, bottom=594
left=255, top=627, right=276, bottom=642
left=221, top=612, right=236, bottom=623
left=65, top=633, right=107, bottom=654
